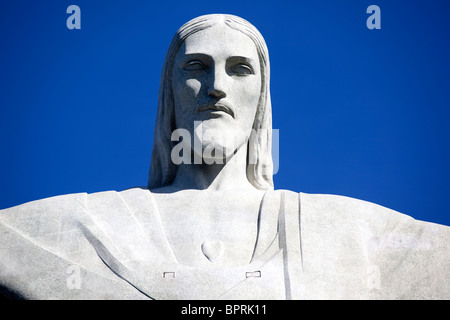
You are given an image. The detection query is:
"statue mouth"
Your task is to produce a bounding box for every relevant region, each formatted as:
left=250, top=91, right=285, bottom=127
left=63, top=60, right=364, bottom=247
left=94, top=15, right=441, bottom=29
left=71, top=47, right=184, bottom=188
left=197, top=103, right=234, bottom=118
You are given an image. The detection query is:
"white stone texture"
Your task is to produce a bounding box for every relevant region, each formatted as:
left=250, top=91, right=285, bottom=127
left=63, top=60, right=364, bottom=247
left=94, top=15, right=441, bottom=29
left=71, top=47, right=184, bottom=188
left=0, top=14, right=448, bottom=299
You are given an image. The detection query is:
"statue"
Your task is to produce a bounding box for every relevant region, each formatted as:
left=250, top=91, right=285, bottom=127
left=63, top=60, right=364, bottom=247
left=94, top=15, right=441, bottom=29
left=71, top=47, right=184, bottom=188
left=0, top=14, right=449, bottom=300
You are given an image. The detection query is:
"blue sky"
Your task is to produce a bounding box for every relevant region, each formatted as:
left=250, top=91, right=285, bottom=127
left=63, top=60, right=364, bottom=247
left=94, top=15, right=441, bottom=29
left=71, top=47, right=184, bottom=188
left=0, top=0, right=449, bottom=226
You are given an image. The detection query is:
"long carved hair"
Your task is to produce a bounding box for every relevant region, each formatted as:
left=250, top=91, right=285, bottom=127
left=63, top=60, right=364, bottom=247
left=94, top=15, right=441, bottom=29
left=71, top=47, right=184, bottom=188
left=148, top=14, right=273, bottom=190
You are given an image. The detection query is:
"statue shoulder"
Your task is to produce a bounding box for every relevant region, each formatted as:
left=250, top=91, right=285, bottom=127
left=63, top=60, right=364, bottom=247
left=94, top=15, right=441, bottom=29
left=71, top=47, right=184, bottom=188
left=296, top=192, right=411, bottom=249
left=0, top=187, right=154, bottom=241
left=270, top=190, right=398, bottom=224
left=0, top=189, right=137, bottom=254
left=299, top=192, right=398, bottom=220
left=300, top=191, right=450, bottom=229
left=0, top=192, right=88, bottom=228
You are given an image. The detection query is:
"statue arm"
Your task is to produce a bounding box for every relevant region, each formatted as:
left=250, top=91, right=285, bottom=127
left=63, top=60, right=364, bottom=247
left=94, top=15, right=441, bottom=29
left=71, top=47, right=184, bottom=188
left=0, top=191, right=153, bottom=299
left=372, top=211, right=450, bottom=299
left=298, top=192, right=450, bottom=299
left=0, top=193, right=88, bottom=299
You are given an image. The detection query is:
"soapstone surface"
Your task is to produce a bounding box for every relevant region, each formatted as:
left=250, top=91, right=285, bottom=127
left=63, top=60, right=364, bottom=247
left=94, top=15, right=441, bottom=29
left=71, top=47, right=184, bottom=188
left=0, top=14, right=449, bottom=300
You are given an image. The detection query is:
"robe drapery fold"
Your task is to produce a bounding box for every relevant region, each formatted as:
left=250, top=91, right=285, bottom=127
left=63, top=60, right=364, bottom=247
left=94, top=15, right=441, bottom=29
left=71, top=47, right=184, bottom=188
left=0, top=188, right=449, bottom=299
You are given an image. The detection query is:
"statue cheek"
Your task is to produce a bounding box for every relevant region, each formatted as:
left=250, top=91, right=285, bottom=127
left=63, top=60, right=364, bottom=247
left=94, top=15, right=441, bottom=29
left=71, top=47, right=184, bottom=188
left=234, top=79, right=260, bottom=118
left=173, top=78, right=202, bottom=116
left=185, top=79, right=202, bottom=97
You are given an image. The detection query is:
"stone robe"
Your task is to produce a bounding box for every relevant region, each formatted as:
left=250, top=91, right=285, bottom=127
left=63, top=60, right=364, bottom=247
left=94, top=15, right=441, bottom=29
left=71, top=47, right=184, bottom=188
left=0, top=188, right=448, bottom=299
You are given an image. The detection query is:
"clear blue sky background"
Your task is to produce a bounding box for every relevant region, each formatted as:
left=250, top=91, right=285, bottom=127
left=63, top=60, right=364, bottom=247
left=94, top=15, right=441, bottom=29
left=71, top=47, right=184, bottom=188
left=0, top=0, right=449, bottom=226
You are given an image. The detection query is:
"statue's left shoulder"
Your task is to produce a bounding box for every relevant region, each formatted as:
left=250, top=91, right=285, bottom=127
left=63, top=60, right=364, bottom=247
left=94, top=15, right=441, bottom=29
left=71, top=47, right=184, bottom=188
left=298, top=191, right=450, bottom=299
left=298, top=192, right=398, bottom=228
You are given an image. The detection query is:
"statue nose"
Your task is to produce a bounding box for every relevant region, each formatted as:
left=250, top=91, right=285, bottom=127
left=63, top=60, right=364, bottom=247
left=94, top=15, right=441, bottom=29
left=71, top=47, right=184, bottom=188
left=208, top=87, right=226, bottom=99
left=208, top=68, right=227, bottom=99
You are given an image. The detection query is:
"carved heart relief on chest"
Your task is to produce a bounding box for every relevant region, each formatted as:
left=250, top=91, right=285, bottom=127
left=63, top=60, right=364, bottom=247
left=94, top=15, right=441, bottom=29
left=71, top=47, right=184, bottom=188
left=201, top=240, right=225, bottom=263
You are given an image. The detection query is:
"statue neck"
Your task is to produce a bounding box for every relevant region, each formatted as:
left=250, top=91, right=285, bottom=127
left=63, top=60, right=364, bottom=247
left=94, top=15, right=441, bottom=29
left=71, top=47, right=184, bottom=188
left=170, top=143, right=254, bottom=191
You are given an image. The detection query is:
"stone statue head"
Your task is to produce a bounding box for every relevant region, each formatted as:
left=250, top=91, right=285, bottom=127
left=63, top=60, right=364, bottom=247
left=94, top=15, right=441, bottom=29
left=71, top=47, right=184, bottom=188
left=148, top=14, right=273, bottom=190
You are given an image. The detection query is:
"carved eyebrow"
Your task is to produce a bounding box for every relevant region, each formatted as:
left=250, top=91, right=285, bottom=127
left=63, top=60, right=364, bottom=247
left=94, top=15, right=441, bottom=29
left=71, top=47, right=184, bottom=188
left=181, top=53, right=212, bottom=63
left=227, top=56, right=256, bottom=64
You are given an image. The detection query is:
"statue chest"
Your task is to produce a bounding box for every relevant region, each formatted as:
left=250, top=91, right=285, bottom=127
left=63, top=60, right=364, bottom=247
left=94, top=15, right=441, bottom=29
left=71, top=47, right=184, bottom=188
left=160, top=206, right=259, bottom=267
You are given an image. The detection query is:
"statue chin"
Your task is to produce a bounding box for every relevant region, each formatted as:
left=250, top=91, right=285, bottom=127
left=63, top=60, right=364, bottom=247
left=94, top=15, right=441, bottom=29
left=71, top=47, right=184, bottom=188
left=192, top=126, right=248, bottom=164
left=192, top=140, right=244, bottom=164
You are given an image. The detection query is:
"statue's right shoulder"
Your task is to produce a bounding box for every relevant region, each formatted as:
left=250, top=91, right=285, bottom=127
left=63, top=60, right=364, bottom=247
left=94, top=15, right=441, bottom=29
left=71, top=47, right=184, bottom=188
left=0, top=189, right=140, bottom=246
left=0, top=192, right=88, bottom=225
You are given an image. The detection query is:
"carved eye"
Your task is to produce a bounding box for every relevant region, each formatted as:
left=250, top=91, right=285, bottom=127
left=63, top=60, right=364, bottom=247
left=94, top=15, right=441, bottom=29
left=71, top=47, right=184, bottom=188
left=183, top=60, right=206, bottom=71
left=230, top=63, right=254, bottom=76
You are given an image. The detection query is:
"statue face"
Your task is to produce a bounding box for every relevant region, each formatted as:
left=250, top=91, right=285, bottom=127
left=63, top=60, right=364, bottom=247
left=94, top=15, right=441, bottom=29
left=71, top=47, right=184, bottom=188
left=172, top=23, right=261, bottom=161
